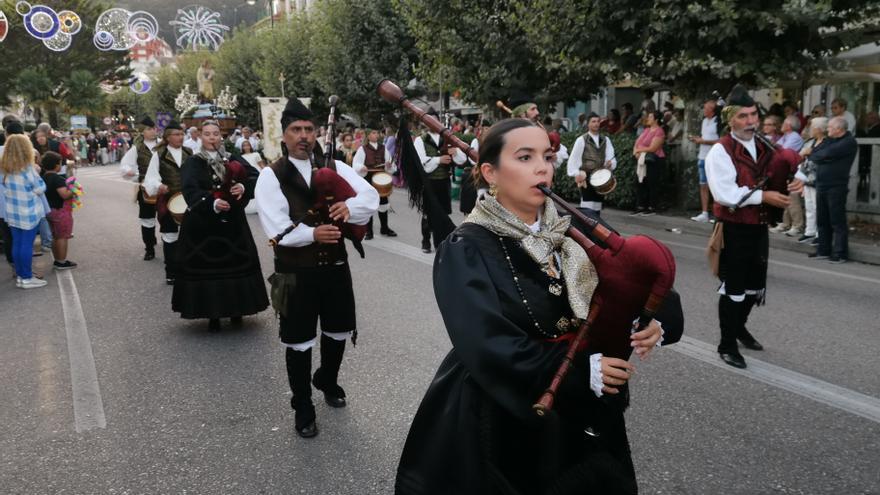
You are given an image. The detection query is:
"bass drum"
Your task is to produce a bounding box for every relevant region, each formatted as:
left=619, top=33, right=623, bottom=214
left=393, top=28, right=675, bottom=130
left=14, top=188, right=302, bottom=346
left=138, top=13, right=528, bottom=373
left=589, top=168, right=617, bottom=195
left=167, top=192, right=188, bottom=225
left=371, top=171, right=393, bottom=198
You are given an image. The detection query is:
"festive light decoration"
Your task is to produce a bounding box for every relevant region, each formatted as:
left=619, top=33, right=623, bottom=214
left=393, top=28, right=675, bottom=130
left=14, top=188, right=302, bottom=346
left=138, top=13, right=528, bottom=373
left=129, top=73, right=152, bottom=95
left=93, top=8, right=132, bottom=51
left=0, top=10, right=9, bottom=42
left=215, top=85, right=238, bottom=116
left=174, top=84, right=199, bottom=114
left=15, top=2, right=81, bottom=51
left=127, top=11, right=158, bottom=43
left=169, top=6, right=229, bottom=51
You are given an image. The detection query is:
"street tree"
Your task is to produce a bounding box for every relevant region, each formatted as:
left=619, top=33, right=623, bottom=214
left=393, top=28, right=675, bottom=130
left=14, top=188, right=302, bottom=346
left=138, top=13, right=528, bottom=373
left=12, top=68, right=54, bottom=125
left=62, top=70, right=108, bottom=126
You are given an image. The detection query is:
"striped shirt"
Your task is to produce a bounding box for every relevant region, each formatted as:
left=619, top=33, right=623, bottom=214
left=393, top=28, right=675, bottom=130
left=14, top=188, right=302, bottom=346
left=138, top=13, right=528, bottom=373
left=1, top=166, right=46, bottom=230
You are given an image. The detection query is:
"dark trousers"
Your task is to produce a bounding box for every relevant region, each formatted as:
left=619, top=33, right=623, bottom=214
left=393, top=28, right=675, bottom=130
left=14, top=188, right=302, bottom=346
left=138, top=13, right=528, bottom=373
left=816, top=186, right=848, bottom=259
left=636, top=159, right=663, bottom=210
left=0, top=219, right=13, bottom=264
left=718, top=295, right=759, bottom=355
left=421, top=178, right=452, bottom=246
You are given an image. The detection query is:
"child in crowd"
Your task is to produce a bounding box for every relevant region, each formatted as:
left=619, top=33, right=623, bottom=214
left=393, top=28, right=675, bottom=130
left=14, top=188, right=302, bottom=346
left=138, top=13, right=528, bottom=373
left=41, top=151, right=77, bottom=270
left=0, top=135, right=47, bottom=288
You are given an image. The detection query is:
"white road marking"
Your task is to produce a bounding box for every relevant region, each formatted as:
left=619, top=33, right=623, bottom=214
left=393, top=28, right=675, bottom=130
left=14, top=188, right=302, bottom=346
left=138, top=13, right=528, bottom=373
left=368, top=236, right=880, bottom=424
left=56, top=270, right=106, bottom=432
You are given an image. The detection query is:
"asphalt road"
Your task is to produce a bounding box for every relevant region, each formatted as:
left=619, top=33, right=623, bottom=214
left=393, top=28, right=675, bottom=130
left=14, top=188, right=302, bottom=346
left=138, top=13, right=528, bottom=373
left=1, top=164, right=878, bottom=494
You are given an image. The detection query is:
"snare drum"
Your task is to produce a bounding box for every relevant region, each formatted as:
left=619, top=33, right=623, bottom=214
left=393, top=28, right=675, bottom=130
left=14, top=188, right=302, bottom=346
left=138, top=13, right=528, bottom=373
left=588, top=168, right=617, bottom=195
left=371, top=172, right=393, bottom=198
left=167, top=193, right=188, bottom=225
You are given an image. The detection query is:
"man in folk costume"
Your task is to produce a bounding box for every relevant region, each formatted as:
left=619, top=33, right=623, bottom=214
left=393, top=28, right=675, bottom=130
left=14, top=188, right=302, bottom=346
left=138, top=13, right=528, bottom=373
left=567, top=112, right=617, bottom=215
left=352, top=126, right=397, bottom=239
left=413, top=108, right=466, bottom=253
left=255, top=98, right=379, bottom=438
left=142, top=120, right=192, bottom=285
left=509, top=92, right=541, bottom=125
left=120, top=116, right=161, bottom=260
left=705, top=85, right=803, bottom=369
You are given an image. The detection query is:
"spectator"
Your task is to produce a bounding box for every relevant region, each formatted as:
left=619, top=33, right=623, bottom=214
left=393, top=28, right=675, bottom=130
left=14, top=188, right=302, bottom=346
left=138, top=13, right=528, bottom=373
left=602, top=109, right=621, bottom=134
left=632, top=110, right=666, bottom=216
left=860, top=111, right=880, bottom=137
left=796, top=117, right=828, bottom=244
left=770, top=115, right=805, bottom=236
left=688, top=99, right=720, bottom=222
left=616, top=102, right=639, bottom=135
left=184, top=127, right=201, bottom=153
left=808, top=116, right=858, bottom=263
left=810, top=104, right=826, bottom=118
left=830, top=98, right=857, bottom=133
left=40, top=151, right=77, bottom=270
left=641, top=88, right=656, bottom=114
left=0, top=120, right=27, bottom=267
left=767, top=103, right=785, bottom=119
left=782, top=100, right=807, bottom=131
left=575, top=112, right=587, bottom=131
left=234, top=126, right=260, bottom=152
left=666, top=109, right=684, bottom=164
left=335, top=132, right=356, bottom=165
left=762, top=115, right=782, bottom=144
left=0, top=135, right=47, bottom=288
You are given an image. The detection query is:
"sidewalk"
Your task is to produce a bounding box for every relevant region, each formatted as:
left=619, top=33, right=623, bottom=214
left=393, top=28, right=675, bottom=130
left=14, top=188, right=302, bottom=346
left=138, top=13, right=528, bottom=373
left=602, top=208, right=880, bottom=266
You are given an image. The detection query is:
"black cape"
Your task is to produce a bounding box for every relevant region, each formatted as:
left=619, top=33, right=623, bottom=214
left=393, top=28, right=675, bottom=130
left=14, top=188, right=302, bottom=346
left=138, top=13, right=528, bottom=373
left=396, top=223, right=671, bottom=495
left=171, top=153, right=269, bottom=319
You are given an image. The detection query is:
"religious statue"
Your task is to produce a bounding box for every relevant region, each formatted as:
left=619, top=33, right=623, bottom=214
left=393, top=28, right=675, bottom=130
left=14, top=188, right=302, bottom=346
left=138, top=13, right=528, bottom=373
left=196, top=60, right=215, bottom=102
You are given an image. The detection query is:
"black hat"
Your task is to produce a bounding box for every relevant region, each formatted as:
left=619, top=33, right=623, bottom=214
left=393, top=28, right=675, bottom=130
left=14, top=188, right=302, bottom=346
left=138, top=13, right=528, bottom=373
left=725, top=84, right=755, bottom=108
left=4, top=120, right=24, bottom=135
left=139, top=115, right=156, bottom=128
left=164, top=120, right=183, bottom=131
left=480, top=119, right=492, bottom=127
left=281, top=97, right=314, bottom=131
left=508, top=90, right=535, bottom=110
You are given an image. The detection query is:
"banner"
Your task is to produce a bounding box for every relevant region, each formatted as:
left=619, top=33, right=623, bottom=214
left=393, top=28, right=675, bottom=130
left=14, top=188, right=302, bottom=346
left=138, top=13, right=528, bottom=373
left=70, top=115, right=89, bottom=131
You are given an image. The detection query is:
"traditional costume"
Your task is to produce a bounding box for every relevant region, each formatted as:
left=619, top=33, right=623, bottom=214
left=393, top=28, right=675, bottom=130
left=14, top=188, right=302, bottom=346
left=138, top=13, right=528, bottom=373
left=396, top=195, right=683, bottom=494
left=119, top=116, right=160, bottom=260
left=567, top=129, right=617, bottom=214
left=171, top=138, right=268, bottom=329
left=142, top=121, right=192, bottom=284
left=460, top=120, right=491, bottom=215
left=352, top=129, right=397, bottom=239
left=254, top=98, right=379, bottom=438
left=705, top=86, right=801, bottom=368
left=413, top=110, right=466, bottom=252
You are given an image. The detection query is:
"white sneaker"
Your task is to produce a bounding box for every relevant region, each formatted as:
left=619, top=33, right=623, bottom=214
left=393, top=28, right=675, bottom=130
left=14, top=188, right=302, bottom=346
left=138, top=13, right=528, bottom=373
left=15, top=277, right=23, bottom=288
left=784, top=227, right=802, bottom=237
left=20, top=277, right=48, bottom=289
left=769, top=225, right=788, bottom=233
left=690, top=212, right=710, bottom=223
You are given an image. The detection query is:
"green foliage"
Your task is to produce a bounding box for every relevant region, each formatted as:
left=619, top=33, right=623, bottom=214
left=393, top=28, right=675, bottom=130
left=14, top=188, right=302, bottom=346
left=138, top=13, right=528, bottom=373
left=62, top=71, right=107, bottom=117
left=212, top=28, right=264, bottom=127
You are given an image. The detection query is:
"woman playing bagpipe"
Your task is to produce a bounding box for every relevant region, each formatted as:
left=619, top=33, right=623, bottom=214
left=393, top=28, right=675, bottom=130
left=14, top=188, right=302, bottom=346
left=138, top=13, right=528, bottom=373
left=394, top=119, right=684, bottom=494
left=171, top=120, right=269, bottom=332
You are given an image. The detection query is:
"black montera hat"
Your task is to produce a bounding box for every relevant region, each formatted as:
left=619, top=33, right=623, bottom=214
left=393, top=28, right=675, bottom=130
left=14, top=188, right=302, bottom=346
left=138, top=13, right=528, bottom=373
left=726, top=85, right=755, bottom=108
left=165, top=120, right=183, bottom=131
left=281, top=98, right=314, bottom=131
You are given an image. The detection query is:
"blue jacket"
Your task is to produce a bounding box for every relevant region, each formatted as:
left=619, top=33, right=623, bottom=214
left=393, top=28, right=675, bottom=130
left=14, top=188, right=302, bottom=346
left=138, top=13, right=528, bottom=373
left=810, top=132, right=857, bottom=189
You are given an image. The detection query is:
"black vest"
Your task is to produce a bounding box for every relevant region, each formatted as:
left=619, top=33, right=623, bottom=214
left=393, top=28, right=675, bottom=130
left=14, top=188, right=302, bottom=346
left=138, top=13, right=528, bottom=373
left=580, top=134, right=606, bottom=172
left=423, top=133, right=450, bottom=180
left=156, top=144, right=192, bottom=195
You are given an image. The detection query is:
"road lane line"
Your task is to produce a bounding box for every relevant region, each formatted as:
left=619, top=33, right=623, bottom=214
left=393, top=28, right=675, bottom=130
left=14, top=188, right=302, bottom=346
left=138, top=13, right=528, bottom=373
left=56, top=270, right=106, bottom=432
left=368, top=237, right=880, bottom=424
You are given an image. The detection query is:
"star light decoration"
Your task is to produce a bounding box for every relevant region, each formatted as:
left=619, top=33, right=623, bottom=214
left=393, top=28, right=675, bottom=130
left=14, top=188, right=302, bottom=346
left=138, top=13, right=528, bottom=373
left=169, top=6, right=229, bottom=52
left=175, top=85, right=199, bottom=115
left=215, top=86, right=238, bottom=117
left=93, top=8, right=158, bottom=51
left=15, top=1, right=82, bottom=51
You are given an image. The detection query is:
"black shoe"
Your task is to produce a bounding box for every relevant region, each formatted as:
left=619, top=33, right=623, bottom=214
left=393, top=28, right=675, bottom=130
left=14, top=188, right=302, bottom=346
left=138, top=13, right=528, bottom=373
left=144, top=250, right=155, bottom=261
left=797, top=234, right=815, bottom=243
left=629, top=209, right=644, bottom=216
left=230, top=316, right=243, bottom=325
left=208, top=318, right=221, bottom=332
left=719, top=352, right=747, bottom=369
left=165, top=278, right=175, bottom=285
left=808, top=252, right=829, bottom=260
left=828, top=257, right=848, bottom=264
left=295, top=420, right=319, bottom=438
left=364, top=230, right=374, bottom=240
left=312, top=369, right=347, bottom=408
left=739, top=338, right=764, bottom=351
left=640, top=209, right=656, bottom=217
left=380, top=227, right=398, bottom=237
left=53, top=260, right=78, bottom=270
left=421, top=242, right=432, bottom=254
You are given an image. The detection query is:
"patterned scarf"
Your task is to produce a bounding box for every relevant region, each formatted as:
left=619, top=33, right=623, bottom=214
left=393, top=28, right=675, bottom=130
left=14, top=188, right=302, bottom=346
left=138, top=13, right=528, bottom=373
left=198, top=147, right=228, bottom=182
left=465, top=196, right=598, bottom=319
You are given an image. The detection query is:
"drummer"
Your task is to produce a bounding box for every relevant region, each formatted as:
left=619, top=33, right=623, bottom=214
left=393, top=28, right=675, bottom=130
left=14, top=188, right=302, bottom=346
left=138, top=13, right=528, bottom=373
left=567, top=112, right=617, bottom=215
left=142, top=120, right=193, bottom=285
left=352, top=126, right=397, bottom=239
left=120, top=116, right=160, bottom=260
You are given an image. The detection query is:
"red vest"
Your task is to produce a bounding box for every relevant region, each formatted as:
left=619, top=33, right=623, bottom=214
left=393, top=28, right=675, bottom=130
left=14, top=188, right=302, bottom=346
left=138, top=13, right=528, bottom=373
left=362, top=142, right=385, bottom=169
left=712, top=135, right=799, bottom=225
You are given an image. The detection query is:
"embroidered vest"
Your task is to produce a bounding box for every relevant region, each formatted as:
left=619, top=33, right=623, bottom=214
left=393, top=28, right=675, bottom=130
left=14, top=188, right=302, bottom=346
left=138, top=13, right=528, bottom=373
left=580, top=134, right=606, bottom=172
left=712, top=135, right=774, bottom=225
left=362, top=142, right=385, bottom=169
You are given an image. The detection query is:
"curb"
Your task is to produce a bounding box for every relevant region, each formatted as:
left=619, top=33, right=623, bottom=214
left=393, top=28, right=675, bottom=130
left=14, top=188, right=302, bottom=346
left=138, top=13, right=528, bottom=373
left=602, top=209, right=880, bottom=266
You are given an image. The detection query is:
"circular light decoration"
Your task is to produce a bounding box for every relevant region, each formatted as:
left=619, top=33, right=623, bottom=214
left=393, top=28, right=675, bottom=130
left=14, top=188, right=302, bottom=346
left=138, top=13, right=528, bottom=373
left=130, top=73, right=152, bottom=95
left=127, top=11, right=158, bottom=43
left=15, top=1, right=31, bottom=16
left=57, top=10, right=81, bottom=35
left=23, top=4, right=59, bottom=40
left=93, top=8, right=136, bottom=51
left=42, top=30, right=71, bottom=52
left=0, top=11, right=9, bottom=43
left=169, top=6, right=230, bottom=51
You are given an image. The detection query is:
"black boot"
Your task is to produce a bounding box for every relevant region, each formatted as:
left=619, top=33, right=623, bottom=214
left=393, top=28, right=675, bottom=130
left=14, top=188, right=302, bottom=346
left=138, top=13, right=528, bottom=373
left=141, top=226, right=156, bottom=260
left=737, top=295, right=763, bottom=350
left=379, top=211, right=397, bottom=237
left=162, top=241, right=176, bottom=284
left=717, top=296, right=746, bottom=368
left=313, top=334, right=347, bottom=408
left=365, top=217, right=374, bottom=240
left=421, top=216, right=432, bottom=253
left=286, top=348, right=318, bottom=437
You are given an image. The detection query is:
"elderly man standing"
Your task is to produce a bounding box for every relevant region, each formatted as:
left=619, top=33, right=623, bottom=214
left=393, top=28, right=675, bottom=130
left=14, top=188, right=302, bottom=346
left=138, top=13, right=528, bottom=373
left=830, top=98, right=857, bottom=133
left=808, top=117, right=858, bottom=264
left=705, top=85, right=803, bottom=369
left=771, top=116, right=805, bottom=237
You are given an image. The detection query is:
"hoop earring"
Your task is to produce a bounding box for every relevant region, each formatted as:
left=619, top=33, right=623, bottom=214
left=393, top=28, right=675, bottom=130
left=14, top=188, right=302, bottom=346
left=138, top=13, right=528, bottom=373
left=489, top=183, right=498, bottom=196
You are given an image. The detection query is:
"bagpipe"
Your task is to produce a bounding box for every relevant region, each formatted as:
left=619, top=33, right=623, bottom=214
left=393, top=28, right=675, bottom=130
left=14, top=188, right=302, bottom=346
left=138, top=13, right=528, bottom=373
left=378, top=79, right=678, bottom=417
